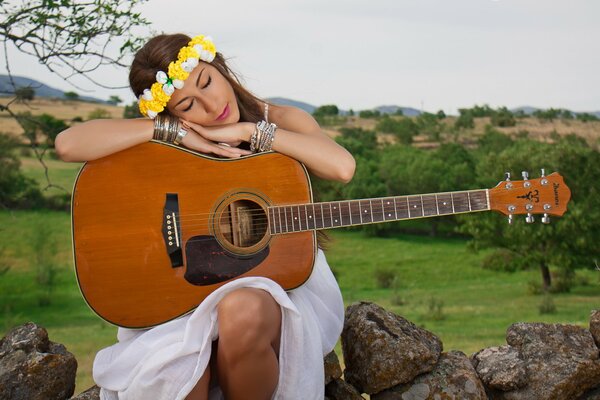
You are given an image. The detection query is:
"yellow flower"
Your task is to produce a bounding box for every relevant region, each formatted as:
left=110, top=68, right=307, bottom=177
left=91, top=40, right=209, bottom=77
left=189, top=35, right=205, bottom=46
left=150, top=82, right=170, bottom=105
left=178, top=46, right=199, bottom=62
left=168, top=61, right=189, bottom=81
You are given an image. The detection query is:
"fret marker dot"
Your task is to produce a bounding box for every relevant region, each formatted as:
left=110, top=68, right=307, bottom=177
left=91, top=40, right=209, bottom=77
left=443, top=202, right=447, bottom=205
left=413, top=205, right=417, bottom=208
left=334, top=207, right=337, bottom=209
left=294, top=217, right=297, bottom=220
left=309, top=215, right=312, bottom=218
left=388, top=214, right=392, bottom=217
left=364, top=210, right=367, bottom=213
left=335, top=219, right=338, bottom=222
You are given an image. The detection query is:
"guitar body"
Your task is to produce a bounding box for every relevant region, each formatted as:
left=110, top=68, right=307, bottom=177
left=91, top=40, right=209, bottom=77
left=72, top=142, right=316, bottom=329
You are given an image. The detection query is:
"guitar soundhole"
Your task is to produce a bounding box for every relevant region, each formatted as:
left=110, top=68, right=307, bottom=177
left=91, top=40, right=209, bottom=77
left=218, top=199, right=268, bottom=248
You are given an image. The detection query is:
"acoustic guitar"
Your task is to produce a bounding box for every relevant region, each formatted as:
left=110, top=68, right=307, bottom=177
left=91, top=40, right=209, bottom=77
left=71, top=142, right=571, bottom=328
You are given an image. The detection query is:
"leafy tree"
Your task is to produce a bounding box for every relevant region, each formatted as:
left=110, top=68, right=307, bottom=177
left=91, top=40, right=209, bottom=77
left=123, top=101, right=143, bottom=119
left=436, top=110, right=446, bottom=120
left=64, top=91, right=80, bottom=101
left=88, top=108, right=112, bottom=120
left=313, top=105, right=339, bottom=117
left=461, top=136, right=600, bottom=291
left=0, top=133, right=43, bottom=209
left=477, top=125, right=514, bottom=154
left=576, top=113, right=599, bottom=122
left=15, top=87, right=35, bottom=102
left=359, top=110, right=381, bottom=119
left=490, top=107, right=516, bottom=127
left=454, top=110, right=475, bottom=130
left=108, top=95, right=123, bottom=105
left=416, top=112, right=444, bottom=141
left=18, top=112, right=69, bottom=147
left=375, top=116, right=417, bottom=145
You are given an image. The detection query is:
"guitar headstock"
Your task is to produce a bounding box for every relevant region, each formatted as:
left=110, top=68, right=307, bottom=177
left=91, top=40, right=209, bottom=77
left=489, top=170, right=571, bottom=224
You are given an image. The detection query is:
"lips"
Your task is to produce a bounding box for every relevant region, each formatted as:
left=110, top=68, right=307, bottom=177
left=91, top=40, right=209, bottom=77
left=216, top=104, right=230, bottom=121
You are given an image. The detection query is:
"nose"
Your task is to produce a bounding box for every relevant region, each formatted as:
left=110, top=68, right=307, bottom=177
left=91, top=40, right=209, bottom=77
left=198, top=94, right=218, bottom=114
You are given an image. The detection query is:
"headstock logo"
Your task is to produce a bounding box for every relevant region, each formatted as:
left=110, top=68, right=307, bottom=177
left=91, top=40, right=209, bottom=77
left=517, top=190, right=539, bottom=203
left=553, top=183, right=560, bottom=205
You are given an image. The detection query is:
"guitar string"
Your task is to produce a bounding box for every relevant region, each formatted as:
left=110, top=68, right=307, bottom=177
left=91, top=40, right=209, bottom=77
left=172, top=197, right=488, bottom=223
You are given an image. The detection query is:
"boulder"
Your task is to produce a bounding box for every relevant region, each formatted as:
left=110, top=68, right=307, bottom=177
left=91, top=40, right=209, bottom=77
left=481, top=322, right=600, bottom=399
left=70, top=385, right=100, bottom=400
left=325, top=378, right=365, bottom=399
left=324, top=350, right=342, bottom=385
left=372, top=351, right=487, bottom=400
left=0, top=322, right=77, bottom=400
left=341, top=302, right=442, bottom=394
left=591, top=310, right=600, bottom=349
left=471, top=345, right=527, bottom=391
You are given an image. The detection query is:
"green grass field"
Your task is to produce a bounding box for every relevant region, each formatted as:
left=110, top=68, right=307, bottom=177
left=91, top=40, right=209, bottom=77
left=1, top=157, right=598, bottom=395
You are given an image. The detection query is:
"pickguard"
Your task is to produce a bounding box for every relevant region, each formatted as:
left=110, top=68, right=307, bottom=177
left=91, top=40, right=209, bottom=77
left=184, top=235, right=269, bottom=286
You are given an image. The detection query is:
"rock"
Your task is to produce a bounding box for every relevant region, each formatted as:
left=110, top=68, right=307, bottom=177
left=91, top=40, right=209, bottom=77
left=486, top=322, right=600, bottom=400
left=471, top=345, right=527, bottom=391
left=372, top=351, right=488, bottom=400
left=0, top=322, right=77, bottom=400
left=70, top=385, right=100, bottom=400
left=325, top=378, right=365, bottom=399
left=324, top=350, right=342, bottom=385
left=591, top=310, right=600, bottom=349
left=341, top=302, right=442, bottom=394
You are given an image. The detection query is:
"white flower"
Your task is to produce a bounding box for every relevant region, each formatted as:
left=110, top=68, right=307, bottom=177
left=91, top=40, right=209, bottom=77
left=187, top=57, right=199, bottom=68
left=142, top=89, right=154, bottom=101
left=147, top=110, right=158, bottom=119
left=162, top=83, right=175, bottom=96
left=173, top=79, right=184, bottom=90
left=193, top=44, right=204, bottom=54
left=181, top=60, right=193, bottom=73
left=156, top=71, right=168, bottom=84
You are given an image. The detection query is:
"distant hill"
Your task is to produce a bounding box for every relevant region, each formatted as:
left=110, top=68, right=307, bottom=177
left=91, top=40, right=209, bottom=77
left=0, top=74, right=107, bottom=103
left=374, top=105, right=421, bottom=117
left=512, top=105, right=600, bottom=119
left=266, top=97, right=317, bottom=114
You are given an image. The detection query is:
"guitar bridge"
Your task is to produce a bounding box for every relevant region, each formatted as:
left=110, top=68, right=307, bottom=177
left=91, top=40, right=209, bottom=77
left=163, top=193, right=183, bottom=268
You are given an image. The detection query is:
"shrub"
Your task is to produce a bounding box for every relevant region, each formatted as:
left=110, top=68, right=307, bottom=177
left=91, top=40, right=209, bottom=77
left=538, top=293, right=557, bottom=314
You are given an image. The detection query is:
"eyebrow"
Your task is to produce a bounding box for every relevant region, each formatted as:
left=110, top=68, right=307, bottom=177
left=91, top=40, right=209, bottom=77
left=174, top=67, right=205, bottom=108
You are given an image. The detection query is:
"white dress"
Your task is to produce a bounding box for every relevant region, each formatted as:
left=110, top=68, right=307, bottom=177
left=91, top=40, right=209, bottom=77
left=93, top=249, right=344, bottom=400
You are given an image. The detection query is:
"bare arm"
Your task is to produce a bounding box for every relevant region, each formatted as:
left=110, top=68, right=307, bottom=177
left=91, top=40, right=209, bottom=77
left=182, top=105, right=356, bottom=183
left=55, top=118, right=251, bottom=162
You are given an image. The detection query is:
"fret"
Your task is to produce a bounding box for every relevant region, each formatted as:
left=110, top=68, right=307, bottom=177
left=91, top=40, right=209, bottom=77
left=290, top=206, right=297, bottom=232
left=341, top=201, right=352, bottom=226
left=299, top=205, right=308, bottom=231
left=322, top=202, right=333, bottom=228
left=453, top=192, right=470, bottom=213
left=284, top=206, right=289, bottom=233
left=467, top=192, right=472, bottom=211
left=396, top=197, right=409, bottom=219
left=393, top=198, right=398, bottom=219
left=277, top=207, right=283, bottom=233
left=331, top=202, right=342, bottom=227
left=408, top=196, right=424, bottom=218
left=271, top=207, right=278, bottom=234
left=450, top=193, right=456, bottom=213
left=437, top=193, right=453, bottom=215
left=306, top=204, right=315, bottom=230
left=382, top=198, right=395, bottom=221
left=359, top=200, right=373, bottom=223
left=371, top=198, right=384, bottom=223
left=314, top=204, right=324, bottom=229
left=469, top=190, right=489, bottom=211
left=422, top=194, right=438, bottom=217
left=435, top=194, right=440, bottom=215
left=349, top=200, right=361, bottom=225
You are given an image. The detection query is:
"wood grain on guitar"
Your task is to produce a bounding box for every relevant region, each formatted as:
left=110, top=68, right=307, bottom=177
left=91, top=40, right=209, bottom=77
left=71, top=142, right=571, bottom=328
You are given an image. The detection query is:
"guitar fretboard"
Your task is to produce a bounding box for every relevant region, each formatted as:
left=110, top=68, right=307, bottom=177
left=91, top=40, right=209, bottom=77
left=268, top=190, right=489, bottom=234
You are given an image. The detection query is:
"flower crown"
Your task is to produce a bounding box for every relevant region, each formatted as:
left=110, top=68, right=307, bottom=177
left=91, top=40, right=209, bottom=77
left=138, top=35, right=217, bottom=119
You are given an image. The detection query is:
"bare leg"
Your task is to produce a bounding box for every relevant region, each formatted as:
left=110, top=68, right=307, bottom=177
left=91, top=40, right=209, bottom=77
left=216, top=288, right=282, bottom=400
left=184, top=367, right=210, bottom=400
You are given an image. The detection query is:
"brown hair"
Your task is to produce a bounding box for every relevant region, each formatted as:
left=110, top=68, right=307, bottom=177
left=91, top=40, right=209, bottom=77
left=129, top=33, right=265, bottom=122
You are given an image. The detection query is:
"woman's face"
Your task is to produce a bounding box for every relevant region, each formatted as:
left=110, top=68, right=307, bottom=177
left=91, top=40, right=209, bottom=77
left=167, top=62, right=240, bottom=126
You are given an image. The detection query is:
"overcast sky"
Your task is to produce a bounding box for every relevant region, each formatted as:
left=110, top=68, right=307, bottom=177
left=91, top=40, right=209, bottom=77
left=2, top=0, right=599, bottom=114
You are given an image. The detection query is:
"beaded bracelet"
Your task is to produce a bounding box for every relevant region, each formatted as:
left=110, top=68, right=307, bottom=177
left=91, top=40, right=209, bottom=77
left=250, top=120, right=277, bottom=152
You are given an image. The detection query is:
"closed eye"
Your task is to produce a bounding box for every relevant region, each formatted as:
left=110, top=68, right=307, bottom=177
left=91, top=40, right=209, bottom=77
left=181, top=75, right=211, bottom=112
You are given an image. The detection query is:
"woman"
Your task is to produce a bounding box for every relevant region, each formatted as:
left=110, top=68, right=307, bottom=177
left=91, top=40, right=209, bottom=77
left=56, top=33, right=355, bottom=400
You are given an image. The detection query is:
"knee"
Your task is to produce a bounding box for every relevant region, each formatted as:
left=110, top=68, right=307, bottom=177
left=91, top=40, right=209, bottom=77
left=217, top=289, right=281, bottom=351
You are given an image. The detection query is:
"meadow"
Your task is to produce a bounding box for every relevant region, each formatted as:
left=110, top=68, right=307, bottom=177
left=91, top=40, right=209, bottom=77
left=1, top=119, right=599, bottom=395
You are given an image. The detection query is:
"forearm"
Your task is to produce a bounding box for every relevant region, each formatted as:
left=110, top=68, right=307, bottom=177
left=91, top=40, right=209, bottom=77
left=55, top=119, right=154, bottom=162
left=269, top=128, right=356, bottom=183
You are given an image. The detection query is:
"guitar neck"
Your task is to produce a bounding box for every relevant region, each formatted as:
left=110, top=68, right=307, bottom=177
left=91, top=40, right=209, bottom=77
left=267, top=189, right=490, bottom=234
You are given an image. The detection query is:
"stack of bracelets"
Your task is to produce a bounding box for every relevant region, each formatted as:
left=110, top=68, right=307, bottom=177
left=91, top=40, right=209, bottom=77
left=250, top=120, right=277, bottom=152
left=153, top=114, right=188, bottom=146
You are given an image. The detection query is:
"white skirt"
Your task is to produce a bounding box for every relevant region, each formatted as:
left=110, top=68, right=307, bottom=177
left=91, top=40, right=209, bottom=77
left=93, top=249, right=344, bottom=400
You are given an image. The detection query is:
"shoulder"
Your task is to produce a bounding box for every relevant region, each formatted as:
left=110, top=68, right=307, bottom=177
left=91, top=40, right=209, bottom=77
left=268, top=104, right=321, bottom=135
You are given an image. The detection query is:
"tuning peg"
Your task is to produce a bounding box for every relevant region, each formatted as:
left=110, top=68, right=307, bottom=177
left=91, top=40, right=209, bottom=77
left=505, top=172, right=511, bottom=181
left=526, top=213, right=535, bottom=223
left=508, top=214, right=514, bottom=224
left=541, top=213, right=550, bottom=224
left=540, top=168, right=546, bottom=178
left=522, top=171, right=529, bottom=180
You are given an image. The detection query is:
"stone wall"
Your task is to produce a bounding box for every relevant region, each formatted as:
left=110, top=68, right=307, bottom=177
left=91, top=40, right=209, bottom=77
left=1, top=306, right=599, bottom=400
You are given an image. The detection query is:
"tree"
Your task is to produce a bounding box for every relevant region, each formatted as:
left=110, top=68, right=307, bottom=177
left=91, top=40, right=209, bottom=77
left=108, top=95, right=123, bottom=105
left=460, top=136, right=600, bottom=291
left=313, top=105, right=339, bottom=117
left=0, top=0, right=149, bottom=207
left=88, top=108, right=112, bottom=120
left=454, top=110, right=475, bottom=130
left=490, top=107, right=516, bottom=127
left=64, top=91, right=80, bottom=101
left=123, top=101, right=143, bottom=119
left=15, top=87, right=35, bottom=102
left=375, top=116, right=417, bottom=145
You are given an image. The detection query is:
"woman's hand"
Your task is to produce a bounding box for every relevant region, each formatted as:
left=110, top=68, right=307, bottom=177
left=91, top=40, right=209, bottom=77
left=182, top=120, right=253, bottom=148
left=180, top=121, right=253, bottom=158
